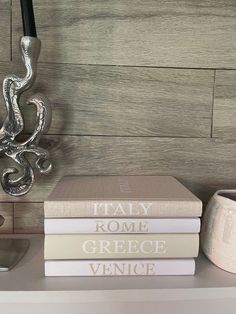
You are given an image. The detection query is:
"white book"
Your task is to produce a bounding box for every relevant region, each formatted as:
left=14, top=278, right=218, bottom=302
left=45, top=259, right=195, bottom=276
left=44, top=218, right=200, bottom=234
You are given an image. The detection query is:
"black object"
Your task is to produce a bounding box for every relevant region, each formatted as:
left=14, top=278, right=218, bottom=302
left=218, top=192, right=236, bottom=201
left=20, top=0, right=37, bottom=37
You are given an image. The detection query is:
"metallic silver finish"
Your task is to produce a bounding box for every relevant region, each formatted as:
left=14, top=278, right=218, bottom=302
left=0, top=238, right=30, bottom=271
left=0, top=215, right=4, bottom=227
left=0, top=36, right=52, bottom=196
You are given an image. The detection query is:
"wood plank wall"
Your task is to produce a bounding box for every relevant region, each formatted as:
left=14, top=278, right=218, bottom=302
left=0, top=0, right=236, bottom=233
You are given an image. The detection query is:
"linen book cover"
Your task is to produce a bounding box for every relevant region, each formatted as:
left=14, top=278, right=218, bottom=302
left=44, top=234, right=199, bottom=259
left=44, top=176, right=202, bottom=218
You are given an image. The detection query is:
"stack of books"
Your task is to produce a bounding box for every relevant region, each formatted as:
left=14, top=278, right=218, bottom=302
left=44, top=176, right=202, bottom=276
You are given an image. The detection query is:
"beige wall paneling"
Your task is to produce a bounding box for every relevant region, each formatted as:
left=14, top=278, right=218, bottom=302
left=0, top=136, right=235, bottom=203
left=0, top=62, right=214, bottom=137
left=12, top=0, right=236, bottom=68
left=0, top=203, right=13, bottom=234
left=0, top=1, right=12, bottom=234
left=14, top=203, right=44, bottom=234
left=0, top=0, right=11, bottom=62
left=213, top=70, right=236, bottom=138
left=2, top=0, right=236, bottom=233
left=0, top=61, right=11, bottom=128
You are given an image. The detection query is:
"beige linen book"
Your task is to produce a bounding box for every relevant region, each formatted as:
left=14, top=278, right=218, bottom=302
left=44, top=176, right=202, bottom=218
left=44, top=234, right=199, bottom=259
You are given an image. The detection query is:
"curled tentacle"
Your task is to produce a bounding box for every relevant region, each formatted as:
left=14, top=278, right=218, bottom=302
left=20, top=93, right=52, bottom=176
left=35, top=151, right=52, bottom=174
left=1, top=154, right=34, bottom=196
left=2, top=145, right=52, bottom=196
left=22, top=93, right=52, bottom=147
left=23, top=146, right=52, bottom=174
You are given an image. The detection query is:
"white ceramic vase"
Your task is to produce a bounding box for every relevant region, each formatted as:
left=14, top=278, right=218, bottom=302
left=201, top=190, right=236, bottom=273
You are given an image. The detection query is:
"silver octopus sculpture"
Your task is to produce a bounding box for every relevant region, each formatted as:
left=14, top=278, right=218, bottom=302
left=0, top=36, right=52, bottom=197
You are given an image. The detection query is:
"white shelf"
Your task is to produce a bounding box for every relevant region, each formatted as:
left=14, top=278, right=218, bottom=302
left=0, top=235, right=236, bottom=314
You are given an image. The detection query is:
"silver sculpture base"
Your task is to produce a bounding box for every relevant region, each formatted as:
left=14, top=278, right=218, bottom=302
left=0, top=238, right=29, bottom=271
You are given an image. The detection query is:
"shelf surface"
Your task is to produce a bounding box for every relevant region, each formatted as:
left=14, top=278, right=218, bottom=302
left=0, top=235, right=236, bottom=304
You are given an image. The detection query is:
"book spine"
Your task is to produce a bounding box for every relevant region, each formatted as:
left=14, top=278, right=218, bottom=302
left=44, top=234, right=199, bottom=260
left=45, top=259, right=195, bottom=276
left=44, top=218, right=201, bottom=234
left=44, top=200, right=202, bottom=218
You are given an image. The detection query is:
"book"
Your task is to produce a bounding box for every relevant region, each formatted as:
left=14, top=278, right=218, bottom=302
left=44, top=176, right=202, bottom=218
left=45, top=259, right=196, bottom=276
left=44, top=218, right=201, bottom=234
left=44, top=234, right=199, bottom=260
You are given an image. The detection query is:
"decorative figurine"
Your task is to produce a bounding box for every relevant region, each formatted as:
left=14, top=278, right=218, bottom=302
left=0, top=0, right=52, bottom=196
left=0, top=0, right=51, bottom=270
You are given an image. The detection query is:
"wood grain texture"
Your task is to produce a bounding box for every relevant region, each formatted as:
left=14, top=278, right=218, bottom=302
left=12, top=0, right=236, bottom=68
left=1, top=0, right=236, bottom=234
left=14, top=203, right=44, bottom=234
left=0, top=136, right=235, bottom=203
left=213, top=70, right=236, bottom=138
left=0, top=203, right=13, bottom=234
left=0, top=62, right=214, bottom=137
left=0, top=0, right=10, bottom=62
